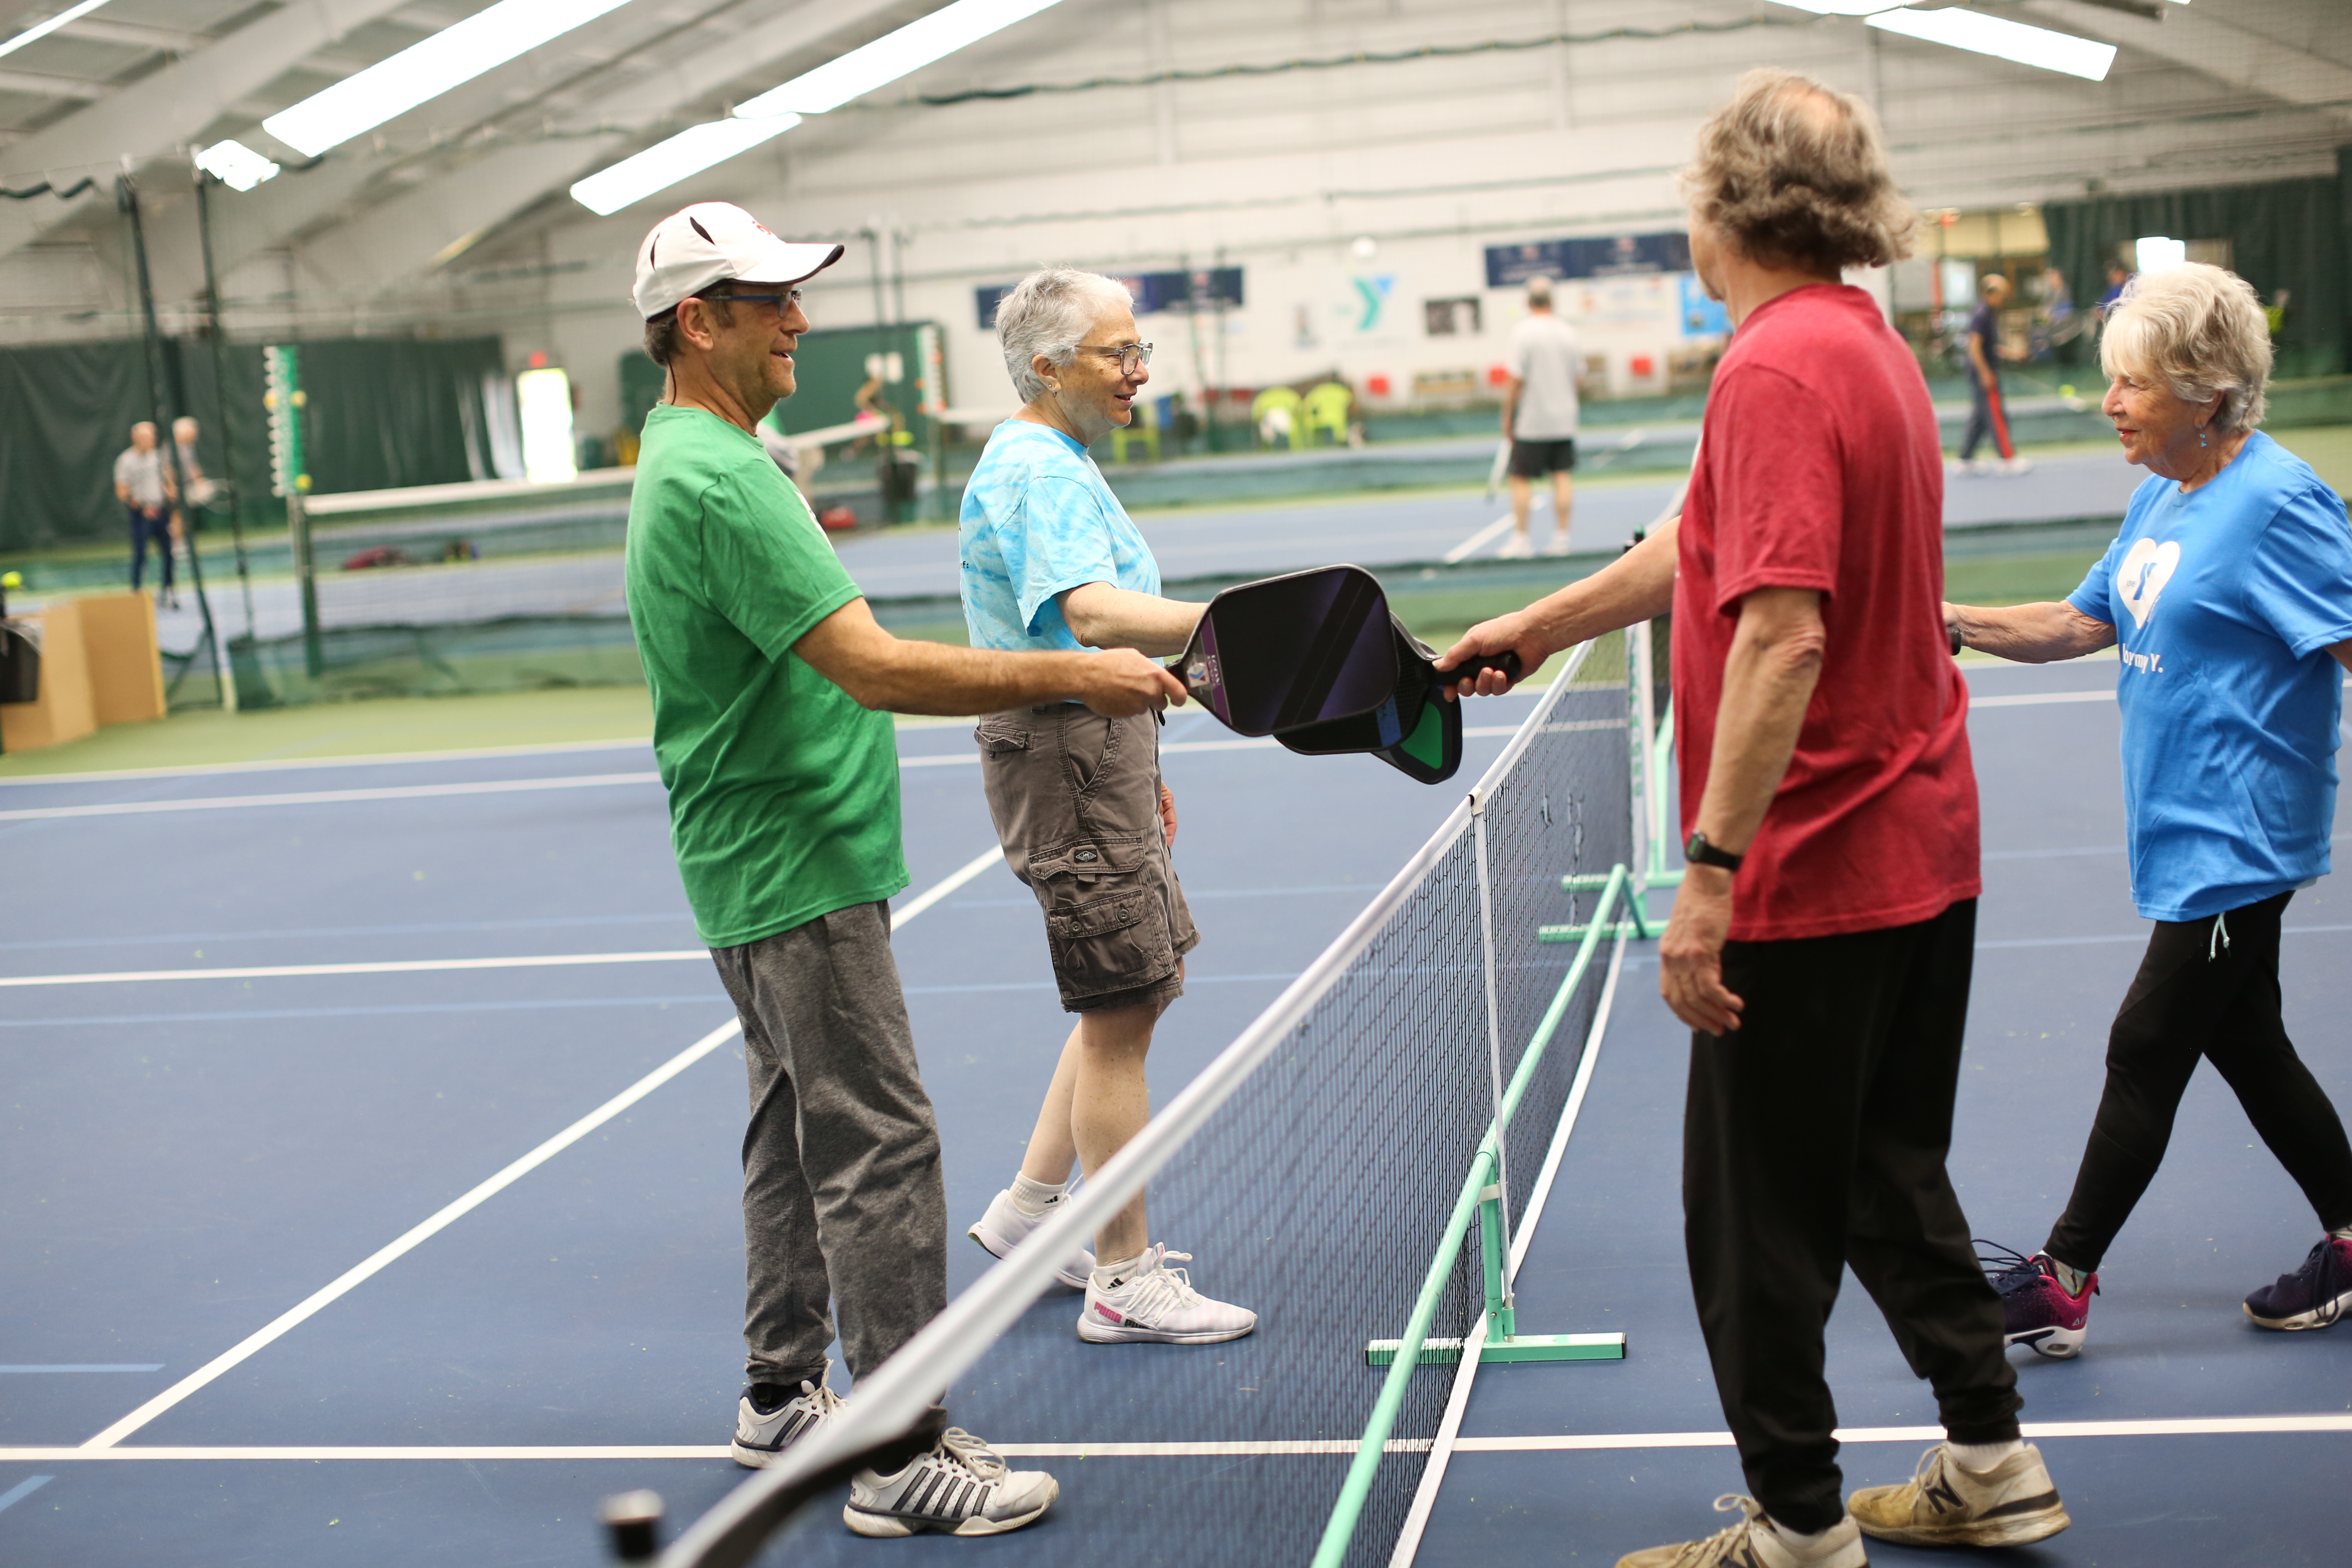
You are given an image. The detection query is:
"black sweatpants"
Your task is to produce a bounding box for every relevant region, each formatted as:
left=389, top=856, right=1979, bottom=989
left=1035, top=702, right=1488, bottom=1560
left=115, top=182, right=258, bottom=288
left=2044, top=890, right=2352, bottom=1271
left=1686, top=898, right=2020, bottom=1534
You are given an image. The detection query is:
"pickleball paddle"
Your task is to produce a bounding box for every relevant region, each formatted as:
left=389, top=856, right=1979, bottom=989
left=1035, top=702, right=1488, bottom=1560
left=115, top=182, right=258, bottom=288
left=1173, top=565, right=1519, bottom=784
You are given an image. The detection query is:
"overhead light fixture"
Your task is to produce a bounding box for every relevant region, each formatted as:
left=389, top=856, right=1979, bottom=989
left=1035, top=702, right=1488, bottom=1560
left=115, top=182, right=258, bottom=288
left=263, top=0, right=634, bottom=158
left=734, top=0, right=1069, bottom=117
left=0, top=0, right=112, bottom=63
left=568, top=114, right=803, bottom=216
left=2135, top=236, right=2187, bottom=272
left=1866, top=7, right=2117, bottom=81
left=195, top=139, right=282, bottom=192
left=1768, top=0, right=1904, bottom=14
left=571, top=0, right=1067, bottom=214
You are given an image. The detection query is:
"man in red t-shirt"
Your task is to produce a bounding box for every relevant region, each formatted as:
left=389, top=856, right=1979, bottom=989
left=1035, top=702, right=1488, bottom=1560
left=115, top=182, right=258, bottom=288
left=1440, top=69, right=2066, bottom=1568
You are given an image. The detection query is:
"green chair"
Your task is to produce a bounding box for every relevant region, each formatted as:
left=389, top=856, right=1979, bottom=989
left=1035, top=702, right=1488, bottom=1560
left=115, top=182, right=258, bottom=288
left=1302, top=382, right=1353, bottom=446
left=1251, top=386, right=1306, bottom=450
left=1110, top=401, right=1162, bottom=463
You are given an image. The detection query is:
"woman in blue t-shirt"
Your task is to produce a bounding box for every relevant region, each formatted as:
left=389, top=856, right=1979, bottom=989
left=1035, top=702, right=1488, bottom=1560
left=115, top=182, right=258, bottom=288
left=1948, top=263, right=2352, bottom=1356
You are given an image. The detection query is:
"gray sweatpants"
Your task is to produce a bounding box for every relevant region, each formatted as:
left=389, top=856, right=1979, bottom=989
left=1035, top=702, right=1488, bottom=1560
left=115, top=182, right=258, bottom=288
left=709, top=900, right=948, bottom=1426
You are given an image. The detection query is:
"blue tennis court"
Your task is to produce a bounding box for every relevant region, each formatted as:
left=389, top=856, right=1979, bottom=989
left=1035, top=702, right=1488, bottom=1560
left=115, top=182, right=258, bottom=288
left=5, top=648, right=2349, bottom=1565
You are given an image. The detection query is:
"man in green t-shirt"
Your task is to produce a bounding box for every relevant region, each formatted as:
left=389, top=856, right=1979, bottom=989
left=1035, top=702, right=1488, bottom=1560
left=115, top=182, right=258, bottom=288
left=624, top=203, right=1183, bottom=1541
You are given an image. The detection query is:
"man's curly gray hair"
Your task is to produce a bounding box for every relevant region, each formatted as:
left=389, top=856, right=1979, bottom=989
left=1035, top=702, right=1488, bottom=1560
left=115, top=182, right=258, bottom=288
left=1681, top=67, right=1918, bottom=275
left=2100, top=263, right=2272, bottom=434
left=995, top=268, right=1134, bottom=403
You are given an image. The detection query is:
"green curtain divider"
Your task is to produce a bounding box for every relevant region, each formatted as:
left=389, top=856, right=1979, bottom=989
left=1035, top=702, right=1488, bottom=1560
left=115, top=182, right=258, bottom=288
left=1311, top=863, right=1631, bottom=1568
left=0, top=335, right=507, bottom=556
left=2040, top=146, right=2352, bottom=382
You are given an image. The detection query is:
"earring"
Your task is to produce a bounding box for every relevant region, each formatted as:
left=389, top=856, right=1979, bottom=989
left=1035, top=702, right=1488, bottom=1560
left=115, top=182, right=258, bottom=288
left=2199, top=426, right=2208, bottom=448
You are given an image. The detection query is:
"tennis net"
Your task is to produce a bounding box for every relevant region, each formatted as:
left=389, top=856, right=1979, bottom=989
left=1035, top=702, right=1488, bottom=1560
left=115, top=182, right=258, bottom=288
left=638, top=631, right=1647, bottom=1568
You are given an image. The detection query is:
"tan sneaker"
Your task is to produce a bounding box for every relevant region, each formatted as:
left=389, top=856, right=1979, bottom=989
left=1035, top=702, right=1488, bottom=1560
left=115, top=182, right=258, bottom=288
left=1615, top=1495, right=1865, bottom=1568
left=1849, top=1442, right=2068, bottom=1548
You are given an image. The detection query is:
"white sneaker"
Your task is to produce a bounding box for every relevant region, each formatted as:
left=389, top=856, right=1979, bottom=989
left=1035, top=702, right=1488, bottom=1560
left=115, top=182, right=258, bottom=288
left=1079, top=1243, right=1257, bottom=1344
left=2001, top=455, right=2035, bottom=475
left=1967, top=457, right=1997, bottom=475
left=1497, top=532, right=1535, bottom=559
left=1544, top=531, right=1573, bottom=557
left=844, top=1427, right=1058, bottom=1537
left=1849, top=1441, right=2068, bottom=1548
left=1615, top=1496, right=1864, bottom=1567
left=968, top=1187, right=1093, bottom=1290
left=732, top=1373, right=841, bottom=1469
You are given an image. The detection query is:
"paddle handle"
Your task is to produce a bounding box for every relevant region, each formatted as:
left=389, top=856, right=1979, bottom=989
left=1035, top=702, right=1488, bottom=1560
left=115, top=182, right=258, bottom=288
left=1443, top=651, right=1522, bottom=686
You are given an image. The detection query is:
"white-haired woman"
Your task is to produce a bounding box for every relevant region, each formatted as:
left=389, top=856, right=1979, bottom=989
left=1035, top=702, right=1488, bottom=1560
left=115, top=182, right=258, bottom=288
left=1949, top=262, right=2352, bottom=1355
left=957, top=268, right=1255, bottom=1347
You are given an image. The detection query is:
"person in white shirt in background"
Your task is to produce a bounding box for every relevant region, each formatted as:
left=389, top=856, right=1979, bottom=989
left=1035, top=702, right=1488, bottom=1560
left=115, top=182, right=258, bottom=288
left=1499, top=275, right=1581, bottom=559
left=114, top=421, right=176, bottom=608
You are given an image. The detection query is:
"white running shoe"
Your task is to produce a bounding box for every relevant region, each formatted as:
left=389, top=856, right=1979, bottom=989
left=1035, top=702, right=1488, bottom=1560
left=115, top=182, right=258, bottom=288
left=1079, top=1243, right=1258, bottom=1344
left=2001, top=455, right=2035, bottom=476
left=732, top=1374, right=841, bottom=1469
left=1849, top=1441, right=2069, bottom=1548
left=968, top=1187, right=1093, bottom=1290
left=1544, top=531, right=1573, bottom=557
left=843, top=1427, right=1058, bottom=1538
left=1497, top=532, right=1536, bottom=559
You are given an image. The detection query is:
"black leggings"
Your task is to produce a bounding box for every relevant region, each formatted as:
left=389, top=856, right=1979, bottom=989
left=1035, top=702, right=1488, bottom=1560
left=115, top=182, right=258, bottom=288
left=2045, top=890, right=2352, bottom=1271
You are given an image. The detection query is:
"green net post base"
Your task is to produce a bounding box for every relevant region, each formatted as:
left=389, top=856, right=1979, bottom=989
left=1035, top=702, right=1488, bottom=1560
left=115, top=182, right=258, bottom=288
left=1364, top=1178, right=1625, bottom=1368
left=1536, top=919, right=1649, bottom=944
left=1364, top=1333, right=1624, bottom=1366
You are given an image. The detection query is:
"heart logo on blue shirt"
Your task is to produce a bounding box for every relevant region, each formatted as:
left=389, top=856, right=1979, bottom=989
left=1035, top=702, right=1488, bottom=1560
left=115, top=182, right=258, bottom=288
left=2117, top=537, right=2181, bottom=628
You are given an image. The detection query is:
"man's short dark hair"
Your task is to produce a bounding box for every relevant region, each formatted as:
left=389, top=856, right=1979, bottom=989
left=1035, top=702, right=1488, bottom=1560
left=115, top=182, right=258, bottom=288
left=643, top=280, right=741, bottom=367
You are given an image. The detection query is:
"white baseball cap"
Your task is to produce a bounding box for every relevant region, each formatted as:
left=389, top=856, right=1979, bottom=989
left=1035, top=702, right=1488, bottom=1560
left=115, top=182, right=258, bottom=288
left=632, top=202, right=843, bottom=320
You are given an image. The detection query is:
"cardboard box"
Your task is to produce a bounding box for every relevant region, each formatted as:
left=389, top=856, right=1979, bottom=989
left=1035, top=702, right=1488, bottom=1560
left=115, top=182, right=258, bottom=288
left=76, top=591, right=166, bottom=726
left=0, top=598, right=97, bottom=753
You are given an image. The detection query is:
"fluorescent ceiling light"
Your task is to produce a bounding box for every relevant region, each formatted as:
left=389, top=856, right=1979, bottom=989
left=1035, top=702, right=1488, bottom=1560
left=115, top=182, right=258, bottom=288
left=1867, top=7, right=2116, bottom=81
left=196, top=139, right=282, bottom=192
left=1769, top=0, right=1905, bottom=15
left=2135, top=235, right=2187, bottom=272
left=735, top=0, right=1069, bottom=118
left=568, top=114, right=803, bottom=216
left=263, top=0, right=633, bottom=158
left=0, top=0, right=113, bottom=62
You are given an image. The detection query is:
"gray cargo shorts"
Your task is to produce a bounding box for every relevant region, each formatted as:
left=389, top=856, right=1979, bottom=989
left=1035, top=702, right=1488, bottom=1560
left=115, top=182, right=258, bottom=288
left=976, top=703, right=1200, bottom=1013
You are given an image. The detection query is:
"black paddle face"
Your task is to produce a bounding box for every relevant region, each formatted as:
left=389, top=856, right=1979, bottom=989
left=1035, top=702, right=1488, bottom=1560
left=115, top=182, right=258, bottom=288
left=1178, top=566, right=1399, bottom=737
left=1177, top=564, right=1521, bottom=785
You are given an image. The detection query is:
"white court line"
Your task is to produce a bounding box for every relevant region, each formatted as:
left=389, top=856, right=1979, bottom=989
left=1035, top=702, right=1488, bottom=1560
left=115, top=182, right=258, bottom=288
left=892, top=845, right=1006, bottom=923
left=1443, top=513, right=1517, bottom=564
left=9, top=1415, right=2348, bottom=1464
left=7, top=720, right=1544, bottom=812
left=76, top=1017, right=745, bottom=1450
left=0, top=951, right=708, bottom=989
left=0, top=737, right=655, bottom=788
left=1970, top=689, right=2112, bottom=709
left=73, top=846, right=990, bottom=1450
left=0, top=771, right=660, bottom=822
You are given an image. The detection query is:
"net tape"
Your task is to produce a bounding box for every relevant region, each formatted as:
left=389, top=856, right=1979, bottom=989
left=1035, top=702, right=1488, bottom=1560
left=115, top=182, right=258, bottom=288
left=662, top=637, right=1633, bottom=1568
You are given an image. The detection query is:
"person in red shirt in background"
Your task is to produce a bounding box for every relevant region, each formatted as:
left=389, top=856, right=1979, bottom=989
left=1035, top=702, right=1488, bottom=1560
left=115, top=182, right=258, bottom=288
left=1438, top=68, right=2067, bottom=1568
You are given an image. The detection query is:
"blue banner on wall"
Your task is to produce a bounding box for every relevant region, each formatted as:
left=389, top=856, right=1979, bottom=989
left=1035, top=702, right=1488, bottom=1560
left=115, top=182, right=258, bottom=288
left=1485, top=234, right=1692, bottom=287
left=1677, top=273, right=1732, bottom=338
left=976, top=267, right=1244, bottom=330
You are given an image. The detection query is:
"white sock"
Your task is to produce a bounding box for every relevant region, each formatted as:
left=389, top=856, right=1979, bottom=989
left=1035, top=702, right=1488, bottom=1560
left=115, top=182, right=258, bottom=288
left=1766, top=1517, right=1837, bottom=1550
left=1091, top=1250, right=1146, bottom=1292
left=1008, top=1174, right=1065, bottom=1219
left=1947, top=1438, right=2023, bottom=1474
left=2045, top=1254, right=2090, bottom=1296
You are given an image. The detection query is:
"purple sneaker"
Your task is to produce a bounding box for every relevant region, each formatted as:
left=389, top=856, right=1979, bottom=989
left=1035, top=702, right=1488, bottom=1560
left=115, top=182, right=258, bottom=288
left=1981, top=1242, right=2096, bottom=1359
left=2244, top=1236, right=2352, bottom=1331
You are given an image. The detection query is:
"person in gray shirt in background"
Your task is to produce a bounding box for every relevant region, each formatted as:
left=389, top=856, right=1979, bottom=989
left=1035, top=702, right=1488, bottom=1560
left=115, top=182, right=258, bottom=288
left=1499, top=275, right=1581, bottom=559
left=114, top=421, right=176, bottom=607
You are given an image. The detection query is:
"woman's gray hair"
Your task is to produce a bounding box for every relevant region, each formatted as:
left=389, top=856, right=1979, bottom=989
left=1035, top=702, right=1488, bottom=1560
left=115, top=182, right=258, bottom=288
left=995, top=268, right=1133, bottom=402
left=2100, top=263, right=2272, bottom=434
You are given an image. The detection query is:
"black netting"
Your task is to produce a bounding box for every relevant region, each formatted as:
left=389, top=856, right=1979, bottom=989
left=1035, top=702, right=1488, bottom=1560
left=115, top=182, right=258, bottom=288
left=754, top=637, right=1634, bottom=1568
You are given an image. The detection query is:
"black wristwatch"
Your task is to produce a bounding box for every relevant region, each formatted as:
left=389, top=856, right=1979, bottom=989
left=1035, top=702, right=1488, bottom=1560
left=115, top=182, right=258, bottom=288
left=1685, top=831, right=1744, bottom=873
